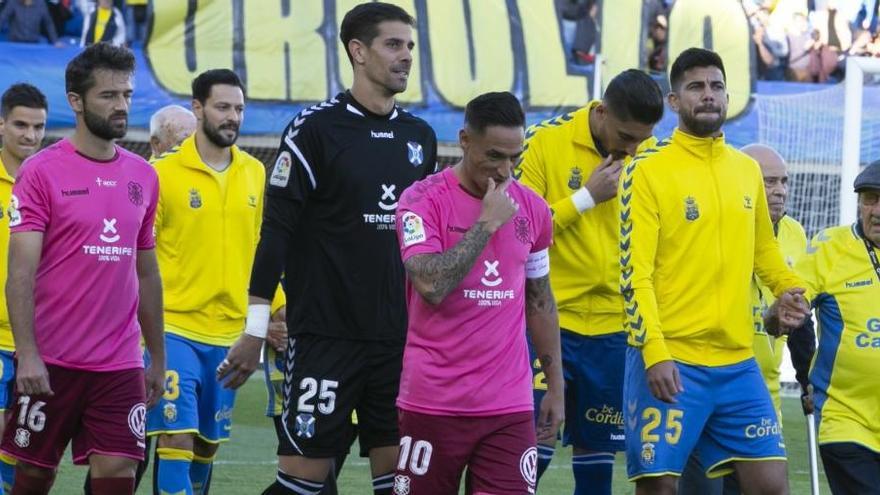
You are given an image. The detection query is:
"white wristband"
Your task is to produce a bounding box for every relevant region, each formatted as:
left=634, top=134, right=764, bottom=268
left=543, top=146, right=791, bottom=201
left=244, top=304, right=271, bottom=339
left=572, top=187, right=596, bottom=213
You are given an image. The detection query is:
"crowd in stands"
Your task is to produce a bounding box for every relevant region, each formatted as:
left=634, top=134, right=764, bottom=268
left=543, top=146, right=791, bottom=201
left=645, top=0, right=880, bottom=82
left=4, top=0, right=879, bottom=84
left=0, top=0, right=147, bottom=47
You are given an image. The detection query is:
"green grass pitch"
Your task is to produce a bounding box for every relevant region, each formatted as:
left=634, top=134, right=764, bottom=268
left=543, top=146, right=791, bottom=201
left=46, top=378, right=828, bottom=494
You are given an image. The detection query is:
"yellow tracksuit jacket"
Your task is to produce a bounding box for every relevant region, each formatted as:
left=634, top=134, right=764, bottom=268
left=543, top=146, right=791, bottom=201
left=619, top=129, right=805, bottom=368
left=153, top=135, right=267, bottom=346
left=797, top=224, right=880, bottom=452
left=0, top=155, right=13, bottom=352
left=517, top=101, right=655, bottom=336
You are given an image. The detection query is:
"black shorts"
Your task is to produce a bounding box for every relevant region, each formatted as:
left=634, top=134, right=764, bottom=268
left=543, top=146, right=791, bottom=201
left=820, top=442, right=880, bottom=495
left=277, top=334, right=402, bottom=458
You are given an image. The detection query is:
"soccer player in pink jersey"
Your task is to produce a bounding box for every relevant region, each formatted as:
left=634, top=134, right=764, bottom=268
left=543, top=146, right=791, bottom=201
left=393, top=92, right=564, bottom=495
left=0, top=43, right=165, bottom=495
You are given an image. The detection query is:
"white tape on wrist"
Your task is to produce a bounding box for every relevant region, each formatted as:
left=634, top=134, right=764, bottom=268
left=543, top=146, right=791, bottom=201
left=572, top=187, right=596, bottom=213
left=244, top=304, right=271, bottom=339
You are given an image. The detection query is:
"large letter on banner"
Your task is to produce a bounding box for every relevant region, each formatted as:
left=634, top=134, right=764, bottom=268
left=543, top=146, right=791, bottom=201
left=667, top=0, right=754, bottom=118
left=600, top=0, right=644, bottom=94
left=518, top=0, right=591, bottom=108
left=427, top=0, right=515, bottom=108
left=243, top=0, right=327, bottom=101
left=148, top=0, right=235, bottom=95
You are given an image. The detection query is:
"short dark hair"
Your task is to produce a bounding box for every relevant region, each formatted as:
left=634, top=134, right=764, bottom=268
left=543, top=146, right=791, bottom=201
left=339, top=2, right=414, bottom=64
left=603, top=69, right=664, bottom=125
left=464, top=92, right=525, bottom=134
left=65, top=42, right=136, bottom=96
left=670, top=47, right=727, bottom=91
left=191, top=69, right=246, bottom=104
left=1, top=83, right=48, bottom=118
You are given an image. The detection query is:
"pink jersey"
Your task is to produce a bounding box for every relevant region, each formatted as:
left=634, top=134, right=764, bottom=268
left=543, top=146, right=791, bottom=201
left=396, top=167, right=552, bottom=416
left=9, top=139, right=158, bottom=371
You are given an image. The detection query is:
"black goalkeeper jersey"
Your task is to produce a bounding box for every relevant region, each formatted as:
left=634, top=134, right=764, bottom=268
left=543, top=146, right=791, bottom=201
left=251, top=91, right=438, bottom=341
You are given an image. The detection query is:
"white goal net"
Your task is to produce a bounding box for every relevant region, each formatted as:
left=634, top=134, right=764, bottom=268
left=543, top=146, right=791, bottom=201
left=755, top=62, right=880, bottom=239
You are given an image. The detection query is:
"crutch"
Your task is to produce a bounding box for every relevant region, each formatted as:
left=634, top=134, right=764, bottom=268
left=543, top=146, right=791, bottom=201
left=805, top=408, right=821, bottom=495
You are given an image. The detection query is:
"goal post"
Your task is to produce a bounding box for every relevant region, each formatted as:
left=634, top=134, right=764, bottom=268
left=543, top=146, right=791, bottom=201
left=841, top=56, right=880, bottom=225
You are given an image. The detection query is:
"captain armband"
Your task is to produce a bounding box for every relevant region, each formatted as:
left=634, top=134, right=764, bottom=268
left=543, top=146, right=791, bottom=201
left=526, top=248, right=550, bottom=279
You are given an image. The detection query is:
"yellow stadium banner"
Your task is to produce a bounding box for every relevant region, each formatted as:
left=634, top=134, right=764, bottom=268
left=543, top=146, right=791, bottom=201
left=146, top=0, right=755, bottom=118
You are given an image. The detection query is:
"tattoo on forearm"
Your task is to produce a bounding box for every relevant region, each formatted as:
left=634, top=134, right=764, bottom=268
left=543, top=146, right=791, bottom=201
left=539, top=354, right=553, bottom=370
left=405, top=221, right=494, bottom=303
left=526, top=275, right=557, bottom=318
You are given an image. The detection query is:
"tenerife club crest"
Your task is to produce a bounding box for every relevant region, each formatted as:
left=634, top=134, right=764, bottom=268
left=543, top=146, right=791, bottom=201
left=128, top=181, right=144, bottom=206
left=568, top=166, right=583, bottom=190
left=189, top=188, right=202, bottom=209
left=295, top=413, right=316, bottom=439
left=514, top=216, right=531, bottom=244
left=406, top=141, right=423, bottom=166
left=684, top=196, right=700, bottom=221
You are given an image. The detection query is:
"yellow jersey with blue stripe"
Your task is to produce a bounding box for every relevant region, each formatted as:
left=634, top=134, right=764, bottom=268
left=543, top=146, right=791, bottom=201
left=153, top=135, right=266, bottom=346
left=752, top=215, right=808, bottom=416
left=0, top=155, right=14, bottom=352
left=517, top=101, right=655, bottom=336
left=619, top=129, right=805, bottom=368
left=796, top=224, right=880, bottom=453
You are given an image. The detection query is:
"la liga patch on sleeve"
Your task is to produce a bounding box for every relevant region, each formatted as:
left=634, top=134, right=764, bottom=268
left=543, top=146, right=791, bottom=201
left=269, top=151, right=292, bottom=187
left=401, top=212, right=426, bottom=246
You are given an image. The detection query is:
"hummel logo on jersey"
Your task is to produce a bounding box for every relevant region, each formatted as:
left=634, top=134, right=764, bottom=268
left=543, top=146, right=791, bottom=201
left=100, top=218, right=120, bottom=243
left=378, top=184, right=398, bottom=211
left=371, top=130, right=395, bottom=139
left=481, top=260, right=503, bottom=287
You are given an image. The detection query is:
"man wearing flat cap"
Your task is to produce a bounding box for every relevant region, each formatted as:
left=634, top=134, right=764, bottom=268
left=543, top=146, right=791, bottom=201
left=783, top=160, right=880, bottom=495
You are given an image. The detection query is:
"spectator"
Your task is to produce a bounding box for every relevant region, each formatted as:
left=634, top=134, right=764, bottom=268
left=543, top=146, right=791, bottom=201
left=124, top=0, right=147, bottom=46
left=848, top=26, right=878, bottom=54
left=571, top=0, right=599, bottom=64
left=647, top=14, right=668, bottom=72
left=751, top=7, right=790, bottom=80
left=805, top=3, right=851, bottom=81
left=79, top=0, right=125, bottom=46
left=788, top=12, right=818, bottom=81
left=45, top=0, right=73, bottom=37
left=0, top=0, right=63, bottom=45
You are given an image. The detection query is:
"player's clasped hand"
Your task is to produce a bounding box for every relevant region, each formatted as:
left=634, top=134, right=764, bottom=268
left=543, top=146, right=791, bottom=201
left=16, top=351, right=54, bottom=396
left=216, top=334, right=264, bottom=389
left=584, top=155, right=623, bottom=204
left=266, top=321, right=287, bottom=353
left=646, top=360, right=684, bottom=403
left=144, top=363, right=165, bottom=409
left=479, top=177, right=518, bottom=232
left=537, top=389, right=565, bottom=443
left=775, top=287, right=811, bottom=332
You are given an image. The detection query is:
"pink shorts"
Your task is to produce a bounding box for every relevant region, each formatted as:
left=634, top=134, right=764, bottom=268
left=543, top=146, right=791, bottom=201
left=0, top=364, right=146, bottom=468
left=394, top=409, right=537, bottom=495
